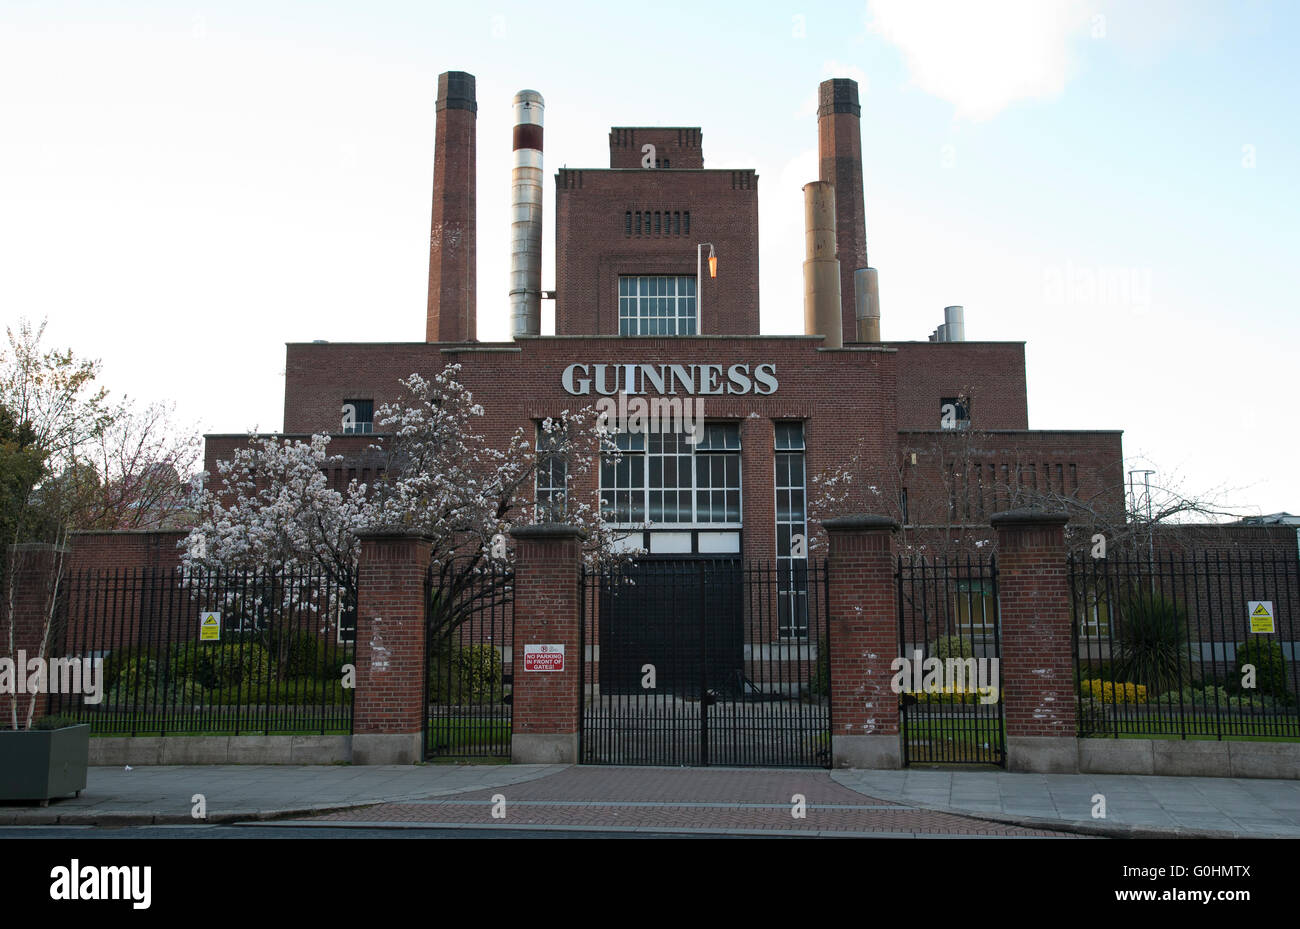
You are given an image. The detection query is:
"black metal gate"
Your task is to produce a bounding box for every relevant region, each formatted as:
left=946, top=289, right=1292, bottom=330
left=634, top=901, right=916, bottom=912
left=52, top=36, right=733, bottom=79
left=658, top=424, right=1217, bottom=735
left=897, top=555, right=1005, bottom=766
left=424, top=561, right=514, bottom=759
left=580, top=558, right=831, bottom=767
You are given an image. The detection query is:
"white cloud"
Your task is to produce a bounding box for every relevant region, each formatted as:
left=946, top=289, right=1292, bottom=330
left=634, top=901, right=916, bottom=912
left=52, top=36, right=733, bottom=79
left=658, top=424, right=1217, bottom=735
left=866, top=0, right=1097, bottom=121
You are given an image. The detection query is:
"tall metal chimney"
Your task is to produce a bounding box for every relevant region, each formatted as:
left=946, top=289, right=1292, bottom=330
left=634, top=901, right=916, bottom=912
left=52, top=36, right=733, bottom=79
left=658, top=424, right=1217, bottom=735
left=426, top=71, right=477, bottom=343
left=510, top=90, right=544, bottom=338
left=818, top=78, right=872, bottom=343
left=803, top=181, right=842, bottom=349
left=854, top=267, right=880, bottom=342
left=944, top=305, right=965, bottom=341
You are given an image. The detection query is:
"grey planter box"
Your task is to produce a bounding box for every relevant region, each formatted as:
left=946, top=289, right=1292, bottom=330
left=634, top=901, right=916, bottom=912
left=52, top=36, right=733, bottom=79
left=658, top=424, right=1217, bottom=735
left=0, top=725, right=91, bottom=804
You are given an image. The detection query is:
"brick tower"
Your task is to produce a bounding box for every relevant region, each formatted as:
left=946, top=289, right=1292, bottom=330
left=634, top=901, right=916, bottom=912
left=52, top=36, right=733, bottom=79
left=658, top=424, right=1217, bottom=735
left=818, top=78, right=869, bottom=345
left=426, top=71, right=477, bottom=343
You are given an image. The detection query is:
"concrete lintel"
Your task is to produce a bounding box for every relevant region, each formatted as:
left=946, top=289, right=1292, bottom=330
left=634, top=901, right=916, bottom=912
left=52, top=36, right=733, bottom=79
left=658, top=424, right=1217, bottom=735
left=991, top=508, right=1070, bottom=528
left=823, top=515, right=899, bottom=533
left=510, top=523, right=588, bottom=542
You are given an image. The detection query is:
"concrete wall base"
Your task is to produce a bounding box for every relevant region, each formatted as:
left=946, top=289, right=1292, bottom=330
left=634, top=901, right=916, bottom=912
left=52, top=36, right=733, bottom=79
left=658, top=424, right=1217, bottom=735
left=1079, top=738, right=1300, bottom=779
left=1007, top=736, right=1079, bottom=773
left=89, top=735, right=351, bottom=766
left=512, top=733, right=577, bottom=764
left=832, top=734, right=902, bottom=769
left=351, top=732, right=422, bottom=765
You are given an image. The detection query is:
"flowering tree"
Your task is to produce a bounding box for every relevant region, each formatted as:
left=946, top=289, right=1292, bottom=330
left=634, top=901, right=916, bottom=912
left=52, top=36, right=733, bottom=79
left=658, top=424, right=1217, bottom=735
left=183, top=364, right=642, bottom=641
left=2, top=318, right=200, bottom=727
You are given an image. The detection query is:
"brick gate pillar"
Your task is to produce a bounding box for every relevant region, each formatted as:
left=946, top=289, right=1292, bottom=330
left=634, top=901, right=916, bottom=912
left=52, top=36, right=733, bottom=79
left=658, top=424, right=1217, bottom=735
left=352, top=532, right=432, bottom=765
left=509, top=524, right=585, bottom=764
left=991, top=508, right=1079, bottom=773
left=2, top=543, right=68, bottom=728
left=824, top=516, right=901, bottom=769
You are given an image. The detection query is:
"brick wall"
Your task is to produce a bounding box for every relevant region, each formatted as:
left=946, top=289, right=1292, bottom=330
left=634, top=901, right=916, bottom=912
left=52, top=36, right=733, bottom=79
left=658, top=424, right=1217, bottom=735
left=993, top=512, right=1077, bottom=746
left=892, top=342, right=1029, bottom=430
left=825, top=518, right=899, bottom=740
left=276, top=338, right=901, bottom=567
left=898, top=429, right=1126, bottom=535
left=555, top=168, right=759, bottom=336
left=608, top=127, right=703, bottom=169
left=510, top=526, right=582, bottom=757
left=353, top=534, right=430, bottom=737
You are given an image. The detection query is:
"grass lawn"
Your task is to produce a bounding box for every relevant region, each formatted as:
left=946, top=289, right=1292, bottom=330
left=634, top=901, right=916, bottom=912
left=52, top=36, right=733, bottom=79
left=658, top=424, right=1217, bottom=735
left=903, top=716, right=1005, bottom=764
left=425, top=716, right=512, bottom=757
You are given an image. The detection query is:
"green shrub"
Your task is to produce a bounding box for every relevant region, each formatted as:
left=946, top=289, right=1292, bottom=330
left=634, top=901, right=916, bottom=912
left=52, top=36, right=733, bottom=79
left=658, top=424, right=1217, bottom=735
left=930, top=635, right=974, bottom=660
left=167, top=678, right=208, bottom=706
left=1154, top=684, right=1280, bottom=712
left=1113, top=591, right=1188, bottom=694
left=110, top=656, right=162, bottom=696
left=1077, top=697, right=1112, bottom=734
left=203, top=678, right=354, bottom=706
left=168, top=641, right=270, bottom=690
left=1233, top=639, right=1292, bottom=704
left=102, top=646, right=160, bottom=688
left=260, top=629, right=324, bottom=679
left=428, top=642, right=504, bottom=705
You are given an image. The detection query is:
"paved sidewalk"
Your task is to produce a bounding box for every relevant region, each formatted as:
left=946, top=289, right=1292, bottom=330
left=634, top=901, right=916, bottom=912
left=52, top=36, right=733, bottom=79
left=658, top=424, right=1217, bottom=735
left=831, top=769, right=1300, bottom=838
left=0, top=764, right=561, bottom=826
left=293, top=766, right=1077, bottom=837
left=3, top=763, right=1296, bottom=836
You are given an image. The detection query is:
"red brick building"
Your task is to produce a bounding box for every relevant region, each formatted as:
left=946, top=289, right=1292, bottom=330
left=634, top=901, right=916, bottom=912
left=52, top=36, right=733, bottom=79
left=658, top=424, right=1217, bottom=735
left=204, top=71, right=1127, bottom=579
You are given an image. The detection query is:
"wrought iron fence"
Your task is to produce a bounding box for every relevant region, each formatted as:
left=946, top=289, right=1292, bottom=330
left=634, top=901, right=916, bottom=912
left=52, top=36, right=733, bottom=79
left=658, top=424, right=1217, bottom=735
left=48, top=566, right=356, bottom=735
left=579, top=558, right=831, bottom=768
left=424, top=560, right=514, bottom=759
left=1070, top=551, right=1299, bottom=740
left=896, top=554, right=1005, bottom=766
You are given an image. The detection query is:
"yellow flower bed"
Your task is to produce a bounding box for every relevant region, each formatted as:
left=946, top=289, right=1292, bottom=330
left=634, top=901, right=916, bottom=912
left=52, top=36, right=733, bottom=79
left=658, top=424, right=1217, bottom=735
left=914, top=683, right=999, bottom=705
left=1081, top=679, right=1147, bottom=704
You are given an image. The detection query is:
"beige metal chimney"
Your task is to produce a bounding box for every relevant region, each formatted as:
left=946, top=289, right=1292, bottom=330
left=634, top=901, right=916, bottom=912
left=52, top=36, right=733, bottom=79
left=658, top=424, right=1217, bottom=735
left=803, top=181, right=842, bottom=348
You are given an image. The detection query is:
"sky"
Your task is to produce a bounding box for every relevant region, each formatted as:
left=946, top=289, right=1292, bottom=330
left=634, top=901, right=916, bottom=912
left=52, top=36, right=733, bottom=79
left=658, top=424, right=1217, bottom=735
left=0, top=0, right=1294, bottom=516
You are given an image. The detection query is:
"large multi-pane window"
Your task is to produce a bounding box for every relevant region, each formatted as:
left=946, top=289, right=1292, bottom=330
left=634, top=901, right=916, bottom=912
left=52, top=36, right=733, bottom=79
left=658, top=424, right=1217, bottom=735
left=954, top=581, right=996, bottom=634
left=618, top=275, right=697, bottom=335
left=601, top=423, right=740, bottom=525
left=775, top=422, right=808, bottom=638
left=535, top=422, right=568, bottom=521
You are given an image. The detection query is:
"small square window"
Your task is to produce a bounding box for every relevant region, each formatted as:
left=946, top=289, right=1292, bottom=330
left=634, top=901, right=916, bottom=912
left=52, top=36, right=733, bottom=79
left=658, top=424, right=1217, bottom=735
left=342, top=399, right=373, bottom=434
left=940, top=397, right=970, bottom=430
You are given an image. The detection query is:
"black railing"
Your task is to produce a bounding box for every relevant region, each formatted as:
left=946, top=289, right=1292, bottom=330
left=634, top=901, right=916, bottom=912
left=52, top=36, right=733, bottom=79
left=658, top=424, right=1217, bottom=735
left=424, top=561, right=514, bottom=759
left=897, top=554, right=1005, bottom=766
left=49, top=566, right=356, bottom=736
left=1071, top=550, right=1300, bottom=740
left=579, top=558, right=831, bottom=768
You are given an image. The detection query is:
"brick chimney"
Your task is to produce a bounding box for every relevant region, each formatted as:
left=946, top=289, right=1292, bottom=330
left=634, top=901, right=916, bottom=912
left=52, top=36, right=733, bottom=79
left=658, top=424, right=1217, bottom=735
left=426, top=71, right=477, bottom=343
left=818, top=78, right=871, bottom=344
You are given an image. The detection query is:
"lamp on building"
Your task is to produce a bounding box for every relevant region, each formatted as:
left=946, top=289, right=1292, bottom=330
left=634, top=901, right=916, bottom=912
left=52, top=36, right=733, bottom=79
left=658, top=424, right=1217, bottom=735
left=696, top=242, right=716, bottom=335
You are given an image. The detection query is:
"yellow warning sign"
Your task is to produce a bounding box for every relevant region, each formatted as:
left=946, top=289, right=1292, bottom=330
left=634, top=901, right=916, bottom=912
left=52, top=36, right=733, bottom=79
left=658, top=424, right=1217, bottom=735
left=200, top=611, right=221, bottom=641
left=1248, top=601, right=1274, bottom=634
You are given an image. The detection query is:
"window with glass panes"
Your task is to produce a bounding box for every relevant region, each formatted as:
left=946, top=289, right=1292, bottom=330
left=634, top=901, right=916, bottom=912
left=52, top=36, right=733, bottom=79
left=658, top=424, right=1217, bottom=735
left=600, top=423, right=740, bottom=525
left=775, top=422, right=809, bottom=637
left=618, top=275, right=697, bottom=335
left=535, top=422, right=568, bottom=521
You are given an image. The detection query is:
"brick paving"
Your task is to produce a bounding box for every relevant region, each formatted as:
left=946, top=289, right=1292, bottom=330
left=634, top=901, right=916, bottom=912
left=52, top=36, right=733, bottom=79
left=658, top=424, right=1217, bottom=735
left=296, top=766, right=1080, bottom=836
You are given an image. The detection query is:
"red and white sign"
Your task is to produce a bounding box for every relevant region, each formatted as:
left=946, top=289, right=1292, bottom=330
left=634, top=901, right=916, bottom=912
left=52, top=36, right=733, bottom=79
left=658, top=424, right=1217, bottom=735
left=523, top=644, right=565, bottom=672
